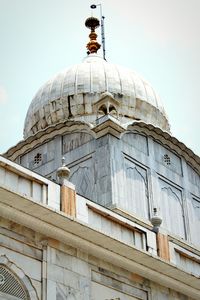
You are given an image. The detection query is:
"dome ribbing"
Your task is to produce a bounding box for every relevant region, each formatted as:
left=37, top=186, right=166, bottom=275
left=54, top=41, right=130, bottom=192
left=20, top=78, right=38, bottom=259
left=24, top=54, right=170, bottom=138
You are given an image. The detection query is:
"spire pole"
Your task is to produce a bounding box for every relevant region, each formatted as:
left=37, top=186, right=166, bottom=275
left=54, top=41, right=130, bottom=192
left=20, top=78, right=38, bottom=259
left=90, top=3, right=106, bottom=60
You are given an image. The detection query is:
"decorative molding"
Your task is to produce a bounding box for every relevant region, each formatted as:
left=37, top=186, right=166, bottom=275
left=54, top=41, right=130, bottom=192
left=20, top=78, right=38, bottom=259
left=0, top=190, right=200, bottom=299
left=0, top=255, right=39, bottom=300
left=4, top=119, right=200, bottom=179
left=4, top=121, right=95, bottom=161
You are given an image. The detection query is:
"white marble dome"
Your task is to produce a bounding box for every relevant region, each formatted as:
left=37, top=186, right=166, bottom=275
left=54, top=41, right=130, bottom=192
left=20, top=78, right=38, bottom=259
left=24, top=54, right=170, bottom=138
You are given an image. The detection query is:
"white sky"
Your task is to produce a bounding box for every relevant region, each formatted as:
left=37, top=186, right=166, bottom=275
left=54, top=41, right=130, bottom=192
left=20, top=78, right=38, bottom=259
left=0, top=0, right=200, bottom=155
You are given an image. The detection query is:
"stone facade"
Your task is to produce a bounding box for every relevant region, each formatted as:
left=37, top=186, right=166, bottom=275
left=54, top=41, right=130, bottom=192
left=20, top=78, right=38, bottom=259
left=0, top=153, right=199, bottom=299
left=6, top=116, right=200, bottom=250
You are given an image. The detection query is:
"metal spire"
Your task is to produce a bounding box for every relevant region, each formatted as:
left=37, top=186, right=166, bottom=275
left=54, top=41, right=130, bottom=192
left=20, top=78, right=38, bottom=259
left=90, top=4, right=106, bottom=60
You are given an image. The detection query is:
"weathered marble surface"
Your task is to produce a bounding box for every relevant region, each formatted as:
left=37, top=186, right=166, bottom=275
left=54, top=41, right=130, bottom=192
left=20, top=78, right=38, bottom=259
left=19, top=128, right=200, bottom=248
left=24, top=54, right=169, bottom=138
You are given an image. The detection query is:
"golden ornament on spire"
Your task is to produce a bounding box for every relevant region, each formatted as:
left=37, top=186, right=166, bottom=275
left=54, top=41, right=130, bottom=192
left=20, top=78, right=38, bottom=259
left=85, top=17, right=101, bottom=54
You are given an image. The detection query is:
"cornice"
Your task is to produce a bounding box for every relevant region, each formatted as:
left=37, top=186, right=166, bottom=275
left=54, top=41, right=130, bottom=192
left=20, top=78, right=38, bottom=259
left=3, top=118, right=200, bottom=175
left=0, top=187, right=199, bottom=299
left=127, top=121, right=200, bottom=174
left=4, top=120, right=94, bottom=161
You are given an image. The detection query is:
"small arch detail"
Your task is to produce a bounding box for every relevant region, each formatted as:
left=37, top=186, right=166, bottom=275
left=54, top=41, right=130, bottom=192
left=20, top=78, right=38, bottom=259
left=0, top=255, right=39, bottom=300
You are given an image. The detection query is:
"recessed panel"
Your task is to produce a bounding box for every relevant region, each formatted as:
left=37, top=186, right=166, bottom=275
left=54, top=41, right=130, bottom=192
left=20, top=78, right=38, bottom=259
left=158, top=178, right=185, bottom=238
left=63, top=132, right=93, bottom=154
left=154, top=142, right=182, bottom=176
left=122, top=132, right=148, bottom=155
left=91, top=282, right=139, bottom=300
left=123, top=158, right=149, bottom=220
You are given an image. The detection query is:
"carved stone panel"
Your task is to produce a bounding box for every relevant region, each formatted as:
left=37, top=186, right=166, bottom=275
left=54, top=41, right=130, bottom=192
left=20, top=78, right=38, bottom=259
left=174, top=249, right=200, bottom=277
left=124, top=158, right=149, bottom=220
left=56, top=285, right=79, bottom=300
left=69, top=158, right=95, bottom=200
left=158, top=179, right=185, bottom=238
left=95, top=135, right=112, bottom=206
left=63, top=132, right=93, bottom=154
left=188, top=197, right=200, bottom=246
left=122, top=132, right=148, bottom=155
left=21, top=140, right=55, bottom=170
left=88, top=209, right=145, bottom=250
left=154, top=142, right=182, bottom=176
left=91, top=270, right=148, bottom=300
left=91, top=282, right=139, bottom=300
left=187, top=164, right=200, bottom=189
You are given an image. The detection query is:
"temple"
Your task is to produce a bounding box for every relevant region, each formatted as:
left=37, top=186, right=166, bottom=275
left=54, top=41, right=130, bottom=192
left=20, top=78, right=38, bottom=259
left=0, top=10, right=200, bottom=300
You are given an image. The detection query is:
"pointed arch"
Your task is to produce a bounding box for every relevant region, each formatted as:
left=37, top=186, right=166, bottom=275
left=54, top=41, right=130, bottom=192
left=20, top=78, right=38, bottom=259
left=125, top=161, right=149, bottom=219
left=0, top=255, right=39, bottom=300
left=159, top=185, right=185, bottom=238
left=70, top=166, right=94, bottom=199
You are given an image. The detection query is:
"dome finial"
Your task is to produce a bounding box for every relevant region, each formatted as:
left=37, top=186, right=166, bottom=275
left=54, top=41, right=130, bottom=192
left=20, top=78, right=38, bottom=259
left=85, top=16, right=101, bottom=54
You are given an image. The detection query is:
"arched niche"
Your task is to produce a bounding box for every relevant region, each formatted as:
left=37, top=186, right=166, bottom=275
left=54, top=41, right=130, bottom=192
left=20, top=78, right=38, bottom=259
left=93, top=92, right=120, bottom=119
left=0, top=255, right=38, bottom=300
left=124, top=159, right=149, bottom=219
left=158, top=182, right=185, bottom=238
left=70, top=165, right=94, bottom=200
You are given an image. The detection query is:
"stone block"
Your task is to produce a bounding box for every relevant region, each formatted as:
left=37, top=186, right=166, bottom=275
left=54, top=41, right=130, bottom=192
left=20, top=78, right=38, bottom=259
left=63, top=269, right=80, bottom=290
left=61, top=185, right=76, bottom=217
left=5, top=170, right=18, bottom=188
left=47, top=279, right=57, bottom=300
left=0, top=166, right=6, bottom=185
left=51, top=112, right=57, bottom=123
left=76, top=195, right=88, bottom=223
left=48, top=264, right=64, bottom=283
left=71, top=257, right=90, bottom=277
left=56, top=109, right=64, bottom=119
left=55, top=250, right=72, bottom=270
left=157, top=233, right=170, bottom=261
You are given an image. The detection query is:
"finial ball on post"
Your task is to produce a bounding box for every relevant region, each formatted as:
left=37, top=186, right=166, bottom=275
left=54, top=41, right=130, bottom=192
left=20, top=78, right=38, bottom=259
left=85, top=17, right=100, bottom=31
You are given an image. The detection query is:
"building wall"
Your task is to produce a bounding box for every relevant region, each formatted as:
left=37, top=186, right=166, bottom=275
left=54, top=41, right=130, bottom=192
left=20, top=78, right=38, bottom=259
left=0, top=217, right=195, bottom=300
left=19, top=130, right=200, bottom=248
left=0, top=218, right=42, bottom=299
left=113, top=132, right=200, bottom=248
